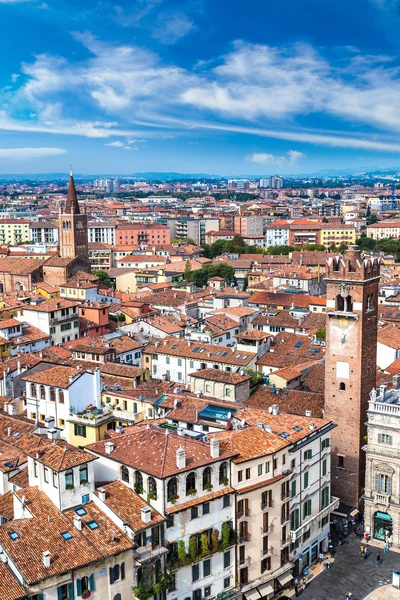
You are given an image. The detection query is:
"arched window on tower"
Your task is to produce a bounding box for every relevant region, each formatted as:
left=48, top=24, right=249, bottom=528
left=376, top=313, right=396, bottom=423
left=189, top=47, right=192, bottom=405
left=339, top=382, right=346, bottom=392
left=336, top=294, right=345, bottom=311
left=346, top=296, right=353, bottom=312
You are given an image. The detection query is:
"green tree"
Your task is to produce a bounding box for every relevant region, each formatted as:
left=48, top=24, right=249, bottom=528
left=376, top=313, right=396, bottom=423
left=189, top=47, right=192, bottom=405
left=184, top=260, right=192, bottom=281
left=188, top=263, right=236, bottom=287
left=92, top=270, right=112, bottom=287
left=177, top=540, right=186, bottom=563
left=232, top=234, right=245, bottom=248
left=200, top=533, right=210, bottom=557
left=189, top=536, right=198, bottom=559
left=315, top=327, right=326, bottom=340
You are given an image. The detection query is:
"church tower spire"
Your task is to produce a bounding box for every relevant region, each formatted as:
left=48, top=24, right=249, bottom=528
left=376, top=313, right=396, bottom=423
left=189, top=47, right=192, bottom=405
left=58, top=168, right=89, bottom=270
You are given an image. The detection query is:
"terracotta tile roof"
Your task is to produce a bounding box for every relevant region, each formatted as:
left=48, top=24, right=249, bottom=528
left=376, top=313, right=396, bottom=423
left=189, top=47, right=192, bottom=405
left=166, top=486, right=234, bottom=515
left=385, top=357, right=400, bottom=375
left=189, top=368, right=251, bottom=384
left=23, top=298, right=79, bottom=312
left=302, top=363, right=325, bottom=393
left=205, top=314, right=240, bottom=334
left=12, top=324, right=51, bottom=346
left=166, top=395, right=239, bottom=423
left=246, top=386, right=324, bottom=418
left=215, top=426, right=287, bottom=463
left=235, top=330, right=271, bottom=341
left=87, top=425, right=237, bottom=478
left=268, top=331, right=324, bottom=360
left=138, top=315, right=186, bottom=334
left=249, top=292, right=326, bottom=308
left=271, top=360, right=319, bottom=382
left=105, top=335, right=143, bottom=354
left=144, top=337, right=255, bottom=367
left=8, top=469, right=29, bottom=489
left=211, top=307, right=259, bottom=318
left=252, top=311, right=300, bottom=329
left=0, top=488, right=132, bottom=585
left=0, top=257, right=43, bottom=275
left=33, top=441, right=97, bottom=472
left=0, top=561, right=27, bottom=600
left=0, top=491, right=14, bottom=521
left=95, top=480, right=165, bottom=531
left=377, top=324, right=400, bottom=349
left=44, top=256, right=76, bottom=267
left=0, top=318, right=22, bottom=329
left=299, top=312, right=326, bottom=333
left=22, top=365, right=83, bottom=389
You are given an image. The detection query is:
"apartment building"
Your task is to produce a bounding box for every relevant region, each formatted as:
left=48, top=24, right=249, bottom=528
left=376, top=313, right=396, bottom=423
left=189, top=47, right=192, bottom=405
left=30, top=221, right=59, bottom=244
left=0, top=219, right=30, bottom=245
left=88, top=221, right=117, bottom=245
left=87, top=426, right=237, bottom=600
left=143, top=337, right=259, bottom=385
left=221, top=406, right=338, bottom=598
left=22, top=365, right=102, bottom=432
left=364, top=383, right=400, bottom=547
left=234, top=215, right=264, bottom=237
left=367, top=221, right=400, bottom=240
left=320, top=224, right=356, bottom=247
left=17, top=297, right=80, bottom=344
left=115, top=223, right=170, bottom=247
left=266, top=221, right=290, bottom=247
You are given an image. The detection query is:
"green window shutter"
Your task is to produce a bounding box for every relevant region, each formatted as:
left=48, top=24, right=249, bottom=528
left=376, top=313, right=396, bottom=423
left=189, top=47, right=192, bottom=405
left=77, top=578, right=82, bottom=596
left=304, top=472, right=309, bottom=489
left=322, top=459, right=327, bottom=477
left=57, top=587, right=63, bottom=600
left=291, top=480, right=296, bottom=498
left=74, top=423, right=78, bottom=436
left=68, top=582, right=75, bottom=600
left=38, top=594, right=44, bottom=600
left=82, top=425, right=86, bottom=438
left=109, top=566, right=114, bottom=584
left=89, top=574, right=95, bottom=592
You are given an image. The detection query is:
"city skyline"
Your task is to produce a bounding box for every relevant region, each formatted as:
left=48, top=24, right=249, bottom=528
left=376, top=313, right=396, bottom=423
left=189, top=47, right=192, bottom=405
left=2, top=0, right=400, bottom=173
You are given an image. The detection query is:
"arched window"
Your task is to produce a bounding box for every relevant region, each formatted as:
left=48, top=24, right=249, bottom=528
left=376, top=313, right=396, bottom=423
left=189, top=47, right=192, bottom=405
left=40, top=385, right=46, bottom=400
left=81, top=576, right=89, bottom=593
left=167, top=477, right=178, bottom=499
left=339, top=382, right=346, bottom=391
left=134, top=471, right=143, bottom=493
left=65, top=469, right=74, bottom=489
left=114, top=594, right=122, bottom=600
left=148, top=477, right=157, bottom=499
left=49, top=388, right=56, bottom=402
left=186, top=472, right=197, bottom=495
left=336, top=294, right=345, bottom=311
left=30, top=384, right=36, bottom=398
left=219, top=462, right=228, bottom=485
left=346, top=296, right=353, bottom=312
left=59, top=390, right=65, bottom=404
left=203, top=467, right=212, bottom=490
left=121, top=466, right=129, bottom=483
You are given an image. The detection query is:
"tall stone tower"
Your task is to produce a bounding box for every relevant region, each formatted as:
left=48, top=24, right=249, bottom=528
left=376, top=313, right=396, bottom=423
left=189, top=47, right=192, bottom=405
left=324, top=246, right=381, bottom=507
left=59, top=170, right=89, bottom=262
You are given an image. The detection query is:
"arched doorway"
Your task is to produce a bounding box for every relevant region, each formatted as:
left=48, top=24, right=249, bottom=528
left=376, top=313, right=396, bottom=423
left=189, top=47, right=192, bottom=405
left=374, top=511, right=392, bottom=541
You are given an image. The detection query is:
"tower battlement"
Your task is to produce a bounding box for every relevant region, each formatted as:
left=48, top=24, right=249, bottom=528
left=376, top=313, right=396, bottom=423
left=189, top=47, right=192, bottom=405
left=326, top=245, right=381, bottom=281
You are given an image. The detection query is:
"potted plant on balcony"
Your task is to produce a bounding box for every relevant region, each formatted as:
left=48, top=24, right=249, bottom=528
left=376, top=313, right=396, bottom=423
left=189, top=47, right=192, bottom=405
left=147, top=491, right=156, bottom=503
left=203, top=482, right=213, bottom=492
left=200, top=533, right=209, bottom=557
left=189, top=536, right=197, bottom=560
left=134, top=484, right=143, bottom=495
left=220, top=477, right=229, bottom=486
left=212, top=529, right=219, bottom=553
left=186, top=488, right=197, bottom=496
left=177, top=540, right=186, bottom=564
left=82, top=590, right=91, bottom=599
left=167, top=493, right=179, bottom=504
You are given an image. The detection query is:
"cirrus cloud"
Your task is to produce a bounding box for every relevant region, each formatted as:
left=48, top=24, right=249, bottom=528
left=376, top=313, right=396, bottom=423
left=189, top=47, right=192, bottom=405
left=247, top=150, right=306, bottom=165
left=0, top=147, right=66, bottom=160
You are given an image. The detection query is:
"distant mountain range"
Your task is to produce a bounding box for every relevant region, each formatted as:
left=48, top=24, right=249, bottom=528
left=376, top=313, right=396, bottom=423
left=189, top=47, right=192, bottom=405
left=1, top=167, right=400, bottom=182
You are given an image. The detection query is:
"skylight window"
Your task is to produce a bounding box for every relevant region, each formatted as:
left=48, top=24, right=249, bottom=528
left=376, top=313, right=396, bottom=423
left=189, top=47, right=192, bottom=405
left=199, top=348, right=205, bottom=353
left=294, top=342, right=304, bottom=349
left=193, top=347, right=199, bottom=353
left=292, top=426, right=303, bottom=432
left=235, top=354, right=242, bottom=359
left=222, top=352, right=228, bottom=357
left=279, top=432, right=290, bottom=439
left=75, top=507, right=87, bottom=516
left=172, top=344, right=178, bottom=349
left=61, top=531, right=73, bottom=541
left=216, top=351, right=222, bottom=356
left=4, top=462, right=13, bottom=469
left=87, top=521, right=99, bottom=530
left=12, top=432, right=20, bottom=438
left=9, top=531, right=19, bottom=541
left=242, top=355, right=248, bottom=360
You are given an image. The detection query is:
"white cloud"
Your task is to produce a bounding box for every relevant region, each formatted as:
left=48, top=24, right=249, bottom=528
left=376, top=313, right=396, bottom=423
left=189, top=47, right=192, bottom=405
left=11, top=74, right=19, bottom=83
left=123, top=146, right=133, bottom=150
left=0, top=147, right=66, bottom=160
left=247, top=149, right=306, bottom=165
left=152, top=11, right=195, bottom=44
left=0, top=0, right=33, bottom=3
left=105, top=140, right=124, bottom=147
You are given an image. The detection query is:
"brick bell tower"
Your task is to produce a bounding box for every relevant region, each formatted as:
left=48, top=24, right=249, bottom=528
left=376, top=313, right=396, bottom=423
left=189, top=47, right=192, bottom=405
left=324, top=245, right=381, bottom=508
left=59, top=169, right=89, bottom=266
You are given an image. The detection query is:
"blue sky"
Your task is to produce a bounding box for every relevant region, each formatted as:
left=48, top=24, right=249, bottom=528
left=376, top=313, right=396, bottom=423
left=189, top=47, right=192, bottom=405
left=2, top=0, right=400, bottom=174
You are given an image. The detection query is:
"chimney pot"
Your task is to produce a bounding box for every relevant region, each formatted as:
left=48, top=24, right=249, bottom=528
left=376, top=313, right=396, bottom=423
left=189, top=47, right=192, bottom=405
left=176, top=444, right=186, bottom=469
left=141, top=506, right=152, bottom=523
left=104, top=441, right=114, bottom=454
left=74, top=515, right=82, bottom=530
left=305, top=409, right=312, bottom=418
left=98, top=487, right=106, bottom=502
left=43, top=551, right=51, bottom=568
left=210, top=435, right=220, bottom=459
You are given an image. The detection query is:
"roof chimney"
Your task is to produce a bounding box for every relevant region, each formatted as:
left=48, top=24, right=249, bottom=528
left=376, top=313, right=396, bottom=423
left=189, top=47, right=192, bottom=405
left=98, top=487, right=106, bottom=502
left=47, top=428, right=60, bottom=441
left=43, top=551, right=51, bottom=568
left=7, top=427, right=11, bottom=437
left=305, top=409, right=312, bottom=418
left=176, top=445, right=186, bottom=469
left=73, top=515, right=82, bottom=530
left=104, top=441, right=114, bottom=454
left=309, top=422, right=316, bottom=431
left=210, top=435, right=220, bottom=459
left=141, top=506, right=152, bottom=523
left=271, top=404, right=279, bottom=416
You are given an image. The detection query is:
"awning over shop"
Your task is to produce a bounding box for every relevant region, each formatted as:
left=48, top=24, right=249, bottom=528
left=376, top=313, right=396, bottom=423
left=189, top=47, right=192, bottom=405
left=277, top=572, right=293, bottom=586
left=244, top=589, right=261, bottom=600
left=258, top=582, right=274, bottom=597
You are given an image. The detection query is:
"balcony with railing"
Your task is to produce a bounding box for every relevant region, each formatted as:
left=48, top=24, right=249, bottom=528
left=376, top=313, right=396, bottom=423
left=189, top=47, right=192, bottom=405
left=135, top=540, right=170, bottom=562
left=239, top=555, right=251, bottom=567
left=374, top=492, right=391, bottom=507
left=50, top=311, right=78, bottom=325
left=290, top=496, right=339, bottom=542
left=261, top=524, right=274, bottom=536
left=239, top=533, right=251, bottom=544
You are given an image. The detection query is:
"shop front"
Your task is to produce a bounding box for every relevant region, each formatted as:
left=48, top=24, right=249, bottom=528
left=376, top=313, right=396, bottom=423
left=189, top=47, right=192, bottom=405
left=373, top=511, right=392, bottom=541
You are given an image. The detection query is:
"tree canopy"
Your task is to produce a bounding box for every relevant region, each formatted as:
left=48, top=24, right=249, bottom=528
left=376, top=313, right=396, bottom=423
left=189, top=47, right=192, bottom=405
left=186, top=263, right=236, bottom=287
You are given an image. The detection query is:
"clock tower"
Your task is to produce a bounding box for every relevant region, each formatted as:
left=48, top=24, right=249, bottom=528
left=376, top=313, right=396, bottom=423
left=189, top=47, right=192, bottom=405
left=59, top=169, right=89, bottom=265
left=324, top=246, right=381, bottom=507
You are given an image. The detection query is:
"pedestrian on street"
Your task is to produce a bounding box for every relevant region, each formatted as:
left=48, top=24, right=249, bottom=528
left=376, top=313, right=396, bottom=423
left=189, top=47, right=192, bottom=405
left=294, top=577, right=299, bottom=597
left=360, top=543, right=364, bottom=555
left=376, top=554, right=381, bottom=566
left=364, top=546, right=368, bottom=559
left=338, top=534, right=343, bottom=546
left=384, top=542, right=389, bottom=553
left=302, top=575, right=307, bottom=589
left=326, top=557, right=331, bottom=570
left=319, top=552, right=323, bottom=563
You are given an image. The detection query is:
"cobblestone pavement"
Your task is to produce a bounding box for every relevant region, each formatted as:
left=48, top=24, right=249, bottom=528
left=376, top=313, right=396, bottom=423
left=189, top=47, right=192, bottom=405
left=277, top=535, right=400, bottom=600
left=364, top=584, right=400, bottom=600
